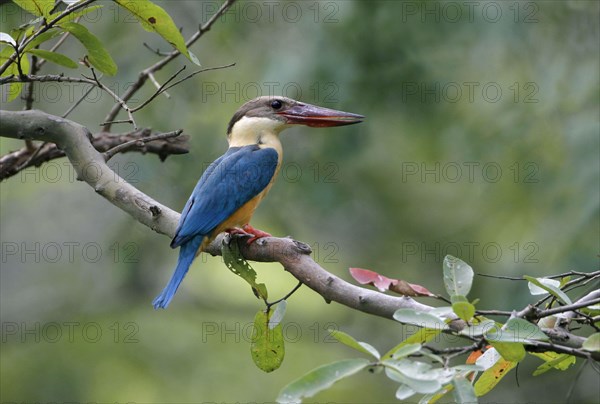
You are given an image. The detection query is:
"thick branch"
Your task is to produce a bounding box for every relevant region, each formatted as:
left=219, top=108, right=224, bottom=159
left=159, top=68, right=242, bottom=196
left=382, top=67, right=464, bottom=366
left=1, top=109, right=597, bottom=361
left=0, top=109, right=178, bottom=235
left=0, top=127, right=189, bottom=180
left=204, top=235, right=437, bottom=319
left=0, top=109, right=436, bottom=320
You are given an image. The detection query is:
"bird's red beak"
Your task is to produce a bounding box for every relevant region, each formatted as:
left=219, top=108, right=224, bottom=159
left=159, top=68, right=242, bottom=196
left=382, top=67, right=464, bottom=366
left=276, top=103, right=364, bottom=127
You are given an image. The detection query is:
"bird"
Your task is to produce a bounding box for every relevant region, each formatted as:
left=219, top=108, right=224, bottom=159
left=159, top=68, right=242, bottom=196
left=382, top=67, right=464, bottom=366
left=153, top=96, right=364, bottom=309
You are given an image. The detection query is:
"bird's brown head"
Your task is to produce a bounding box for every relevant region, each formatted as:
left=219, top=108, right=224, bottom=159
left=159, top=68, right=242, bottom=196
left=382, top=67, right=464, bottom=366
left=226, top=96, right=364, bottom=136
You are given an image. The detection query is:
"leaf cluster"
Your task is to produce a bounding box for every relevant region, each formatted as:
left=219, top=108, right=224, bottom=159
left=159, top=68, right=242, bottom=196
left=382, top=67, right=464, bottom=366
left=1, top=0, right=199, bottom=101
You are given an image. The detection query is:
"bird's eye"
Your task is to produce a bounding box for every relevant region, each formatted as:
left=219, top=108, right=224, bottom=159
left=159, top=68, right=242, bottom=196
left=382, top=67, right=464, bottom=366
left=271, top=99, right=283, bottom=110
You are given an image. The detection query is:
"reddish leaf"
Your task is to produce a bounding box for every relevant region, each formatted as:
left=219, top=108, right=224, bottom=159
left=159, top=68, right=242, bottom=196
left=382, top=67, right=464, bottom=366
left=349, top=268, right=435, bottom=297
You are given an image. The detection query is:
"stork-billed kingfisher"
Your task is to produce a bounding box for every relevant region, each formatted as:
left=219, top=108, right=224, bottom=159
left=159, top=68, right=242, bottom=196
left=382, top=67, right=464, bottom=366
left=153, top=96, right=364, bottom=309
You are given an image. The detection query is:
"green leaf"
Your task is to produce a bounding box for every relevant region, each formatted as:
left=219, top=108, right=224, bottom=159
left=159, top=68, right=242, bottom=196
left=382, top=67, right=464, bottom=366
left=12, top=0, right=55, bottom=18
left=1, top=46, right=29, bottom=101
left=59, top=22, right=117, bottom=76
left=22, top=28, right=63, bottom=52
left=443, top=255, right=474, bottom=297
left=384, top=327, right=442, bottom=359
left=383, top=359, right=452, bottom=394
left=420, top=384, right=454, bottom=404
left=460, top=319, right=497, bottom=337
left=328, top=329, right=380, bottom=359
left=251, top=309, right=284, bottom=373
left=527, top=277, right=561, bottom=295
left=452, top=375, right=477, bottom=404
left=395, top=384, right=417, bottom=400
left=268, top=300, right=287, bottom=330
left=9, top=24, right=35, bottom=43
left=485, top=318, right=549, bottom=344
left=489, top=341, right=526, bottom=362
left=277, top=358, right=371, bottom=403
left=452, top=295, right=475, bottom=322
left=114, top=0, right=197, bottom=64
left=391, top=343, right=422, bottom=359
left=393, top=309, right=449, bottom=331
left=523, top=275, right=572, bottom=305
left=531, top=353, right=576, bottom=376
left=26, top=49, right=77, bottom=68
left=473, top=357, right=517, bottom=396
left=580, top=304, right=600, bottom=316
left=222, top=238, right=268, bottom=300
left=582, top=332, right=600, bottom=352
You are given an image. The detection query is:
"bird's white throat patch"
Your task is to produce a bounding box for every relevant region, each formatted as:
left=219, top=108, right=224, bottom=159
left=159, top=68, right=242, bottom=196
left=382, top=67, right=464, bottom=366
left=228, top=116, right=285, bottom=154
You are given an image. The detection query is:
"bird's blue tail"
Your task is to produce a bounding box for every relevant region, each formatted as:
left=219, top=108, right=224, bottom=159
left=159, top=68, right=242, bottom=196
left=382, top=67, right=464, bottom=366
left=153, top=235, right=204, bottom=309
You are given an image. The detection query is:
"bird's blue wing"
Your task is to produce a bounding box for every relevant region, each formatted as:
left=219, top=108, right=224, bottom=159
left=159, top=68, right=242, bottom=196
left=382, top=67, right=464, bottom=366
left=170, top=145, right=278, bottom=248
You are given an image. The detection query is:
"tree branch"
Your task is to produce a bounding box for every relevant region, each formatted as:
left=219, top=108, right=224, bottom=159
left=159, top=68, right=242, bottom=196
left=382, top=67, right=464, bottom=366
left=0, top=109, right=178, bottom=235
left=0, top=127, right=189, bottom=181
left=204, top=235, right=438, bottom=319
left=1, top=108, right=597, bottom=361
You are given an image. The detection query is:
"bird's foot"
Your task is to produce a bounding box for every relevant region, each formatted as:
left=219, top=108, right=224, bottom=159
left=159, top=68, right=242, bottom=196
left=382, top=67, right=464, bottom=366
left=226, top=225, right=271, bottom=245
left=241, top=224, right=272, bottom=244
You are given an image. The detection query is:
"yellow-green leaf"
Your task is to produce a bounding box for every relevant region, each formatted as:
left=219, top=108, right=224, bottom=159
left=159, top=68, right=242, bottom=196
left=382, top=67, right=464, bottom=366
left=384, top=327, right=442, bottom=359
left=251, top=309, right=284, bottom=373
left=531, top=352, right=576, bottom=376
left=114, top=0, right=197, bottom=64
left=222, top=238, right=268, bottom=300
left=328, top=329, right=380, bottom=359
left=451, top=295, right=475, bottom=322
left=23, top=28, right=63, bottom=52
left=1, top=46, right=29, bottom=101
left=12, top=0, right=55, bottom=18
left=474, top=357, right=517, bottom=396
left=59, top=22, right=117, bottom=75
left=489, top=341, right=526, bottom=362
left=26, top=49, right=77, bottom=68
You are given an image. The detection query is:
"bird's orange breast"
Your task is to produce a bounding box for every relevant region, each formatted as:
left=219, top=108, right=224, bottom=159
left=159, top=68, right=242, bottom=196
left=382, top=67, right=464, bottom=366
left=198, top=182, right=275, bottom=253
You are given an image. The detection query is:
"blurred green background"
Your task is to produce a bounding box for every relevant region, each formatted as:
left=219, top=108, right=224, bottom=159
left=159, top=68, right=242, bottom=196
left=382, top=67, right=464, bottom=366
left=1, top=0, right=598, bottom=402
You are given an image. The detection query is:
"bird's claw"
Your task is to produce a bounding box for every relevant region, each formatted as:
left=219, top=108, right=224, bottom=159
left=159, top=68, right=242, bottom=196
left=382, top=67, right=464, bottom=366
left=226, top=225, right=271, bottom=245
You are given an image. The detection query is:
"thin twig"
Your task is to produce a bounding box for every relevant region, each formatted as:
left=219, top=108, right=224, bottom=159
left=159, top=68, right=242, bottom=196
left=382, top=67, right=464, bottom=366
left=131, top=63, right=236, bottom=113
left=477, top=273, right=524, bottom=281
left=103, top=129, right=183, bottom=161
left=130, top=66, right=187, bottom=113
left=159, top=63, right=236, bottom=94
left=102, top=0, right=237, bottom=131
left=62, top=84, right=96, bottom=118
left=566, top=361, right=588, bottom=404
left=143, top=42, right=171, bottom=57
left=475, top=309, right=513, bottom=317
left=148, top=72, right=171, bottom=99
left=100, top=119, right=134, bottom=126
left=538, top=297, right=600, bottom=318
left=15, top=141, right=47, bottom=172
left=267, top=281, right=303, bottom=308
left=85, top=68, right=137, bottom=129
left=23, top=55, right=39, bottom=111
